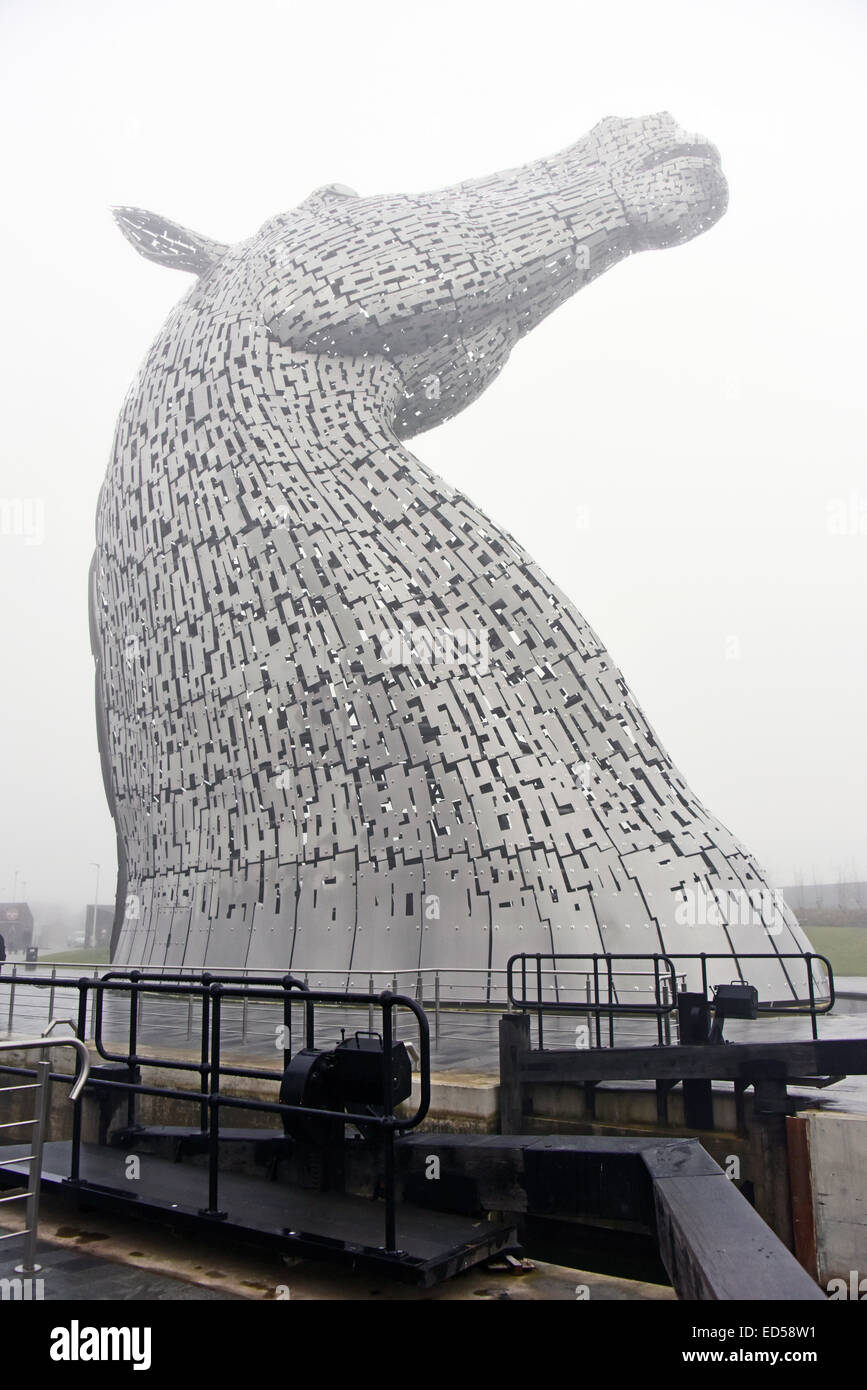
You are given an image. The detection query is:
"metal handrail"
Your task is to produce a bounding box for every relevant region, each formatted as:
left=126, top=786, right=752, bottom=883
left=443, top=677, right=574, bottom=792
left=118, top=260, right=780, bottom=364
left=86, top=976, right=430, bottom=1133
left=506, top=950, right=835, bottom=1045
left=0, top=1035, right=90, bottom=1100
left=662, top=951, right=835, bottom=1041
left=0, top=951, right=836, bottom=1049
left=507, top=952, right=680, bottom=1048
left=0, top=1032, right=90, bottom=1275
left=0, top=976, right=428, bottom=1256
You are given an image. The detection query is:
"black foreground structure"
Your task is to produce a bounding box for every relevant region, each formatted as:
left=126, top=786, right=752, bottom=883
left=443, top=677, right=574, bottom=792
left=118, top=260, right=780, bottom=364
left=0, top=967, right=839, bottom=1296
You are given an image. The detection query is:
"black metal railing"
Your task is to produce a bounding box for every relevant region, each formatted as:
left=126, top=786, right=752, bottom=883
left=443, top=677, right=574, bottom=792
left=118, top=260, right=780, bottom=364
left=506, top=950, right=835, bottom=1047
left=669, top=952, right=835, bottom=1040
left=0, top=970, right=430, bottom=1254
left=507, top=953, right=680, bottom=1049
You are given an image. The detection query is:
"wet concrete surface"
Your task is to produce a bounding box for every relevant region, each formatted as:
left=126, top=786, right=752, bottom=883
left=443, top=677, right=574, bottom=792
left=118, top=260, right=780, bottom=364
left=3, top=972, right=867, bottom=1114
left=0, top=1238, right=235, bottom=1300
left=0, top=1191, right=673, bottom=1301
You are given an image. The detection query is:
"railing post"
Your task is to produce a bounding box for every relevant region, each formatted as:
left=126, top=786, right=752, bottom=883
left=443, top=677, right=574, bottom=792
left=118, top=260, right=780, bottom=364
left=89, top=968, right=100, bottom=1041
left=806, top=954, right=818, bottom=1041
left=434, top=971, right=440, bottom=1052
left=201, top=984, right=226, bottom=1220
left=199, top=977, right=211, bottom=1133
left=382, top=1000, right=396, bottom=1253
left=281, top=976, right=294, bottom=1071
left=593, top=956, right=601, bottom=1047
left=48, top=967, right=56, bottom=1024
left=653, top=956, right=662, bottom=1046
left=7, top=964, right=16, bottom=1033
left=15, top=1058, right=50, bottom=1276
left=128, top=971, right=140, bottom=1065
left=368, top=974, right=374, bottom=1035
left=126, top=972, right=140, bottom=1130
left=70, top=982, right=88, bottom=1182
left=606, top=955, right=614, bottom=1047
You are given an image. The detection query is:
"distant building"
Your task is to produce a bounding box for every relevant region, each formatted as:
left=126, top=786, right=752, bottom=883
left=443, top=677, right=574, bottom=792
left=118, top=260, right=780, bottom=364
left=0, top=903, right=34, bottom=953
left=84, top=904, right=114, bottom=951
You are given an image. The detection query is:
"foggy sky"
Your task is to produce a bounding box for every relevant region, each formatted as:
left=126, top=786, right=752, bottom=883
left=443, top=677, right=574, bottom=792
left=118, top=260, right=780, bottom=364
left=0, top=0, right=864, bottom=919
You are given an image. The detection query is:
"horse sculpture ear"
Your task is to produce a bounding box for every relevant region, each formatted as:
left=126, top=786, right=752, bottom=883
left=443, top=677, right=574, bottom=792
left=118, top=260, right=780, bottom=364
left=111, top=207, right=229, bottom=274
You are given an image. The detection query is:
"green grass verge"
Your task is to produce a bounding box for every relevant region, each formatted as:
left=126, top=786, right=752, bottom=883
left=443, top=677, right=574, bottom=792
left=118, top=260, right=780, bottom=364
left=803, top=926, right=867, bottom=977
left=35, top=948, right=109, bottom=965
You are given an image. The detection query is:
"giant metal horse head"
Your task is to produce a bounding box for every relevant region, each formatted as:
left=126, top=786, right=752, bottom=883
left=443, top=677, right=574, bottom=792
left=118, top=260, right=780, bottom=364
left=113, top=111, right=727, bottom=435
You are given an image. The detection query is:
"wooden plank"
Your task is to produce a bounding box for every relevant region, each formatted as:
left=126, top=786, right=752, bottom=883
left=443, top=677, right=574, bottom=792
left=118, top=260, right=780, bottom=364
left=651, top=1169, right=824, bottom=1301
left=786, top=1114, right=819, bottom=1281
left=498, top=1012, right=530, bottom=1133
left=518, top=1037, right=867, bottom=1084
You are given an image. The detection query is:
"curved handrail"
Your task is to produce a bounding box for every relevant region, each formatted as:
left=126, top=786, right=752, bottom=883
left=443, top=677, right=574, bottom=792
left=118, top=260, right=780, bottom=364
left=0, top=1033, right=91, bottom=1101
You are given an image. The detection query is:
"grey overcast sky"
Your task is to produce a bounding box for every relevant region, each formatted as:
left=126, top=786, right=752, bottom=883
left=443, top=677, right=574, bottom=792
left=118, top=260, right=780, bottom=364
left=0, top=0, right=864, bottom=921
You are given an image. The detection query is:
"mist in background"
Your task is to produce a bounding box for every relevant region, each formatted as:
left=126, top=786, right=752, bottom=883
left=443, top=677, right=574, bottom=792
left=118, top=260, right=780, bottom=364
left=0, top=0, right=864, bottom=935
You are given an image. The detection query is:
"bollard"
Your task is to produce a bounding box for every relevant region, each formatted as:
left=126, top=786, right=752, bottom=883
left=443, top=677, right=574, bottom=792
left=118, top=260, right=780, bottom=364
left=90, top=969, right=100, bottom=1042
